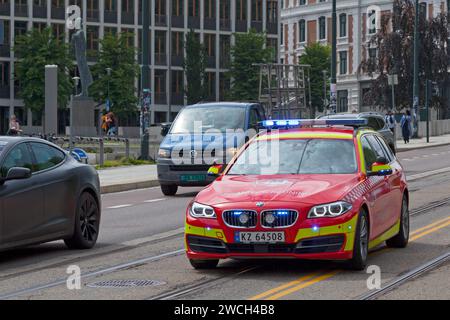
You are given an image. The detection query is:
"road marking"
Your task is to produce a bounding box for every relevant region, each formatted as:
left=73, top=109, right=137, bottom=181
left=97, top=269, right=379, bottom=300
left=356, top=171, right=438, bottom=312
left=107, top=204, right=133, bottom=209
left=248, top=272, right=320, bottom=300
left=408, top=167, right=450, bottom=181
left=144, top=198, right=166, bottom=203
left=248, top=215, right=450, bottom=300
left=121, top=227, right=185, bottom=247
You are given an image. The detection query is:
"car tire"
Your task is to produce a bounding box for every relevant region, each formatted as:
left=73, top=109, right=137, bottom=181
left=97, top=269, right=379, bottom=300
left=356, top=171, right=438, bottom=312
left=386, top=195, right=409, bottom=248
left=348, top=209, right=369, bottom=271
left=189, top=259, right=219, bottom=270
left=64, top=192, right=100, bottom=250
left=161, top=184, right=178, bottom=196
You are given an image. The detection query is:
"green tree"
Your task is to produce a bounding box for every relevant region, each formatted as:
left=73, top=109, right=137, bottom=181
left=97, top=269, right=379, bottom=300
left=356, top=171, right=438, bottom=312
left=299, top=43, right=331, bottom=114
left=229, top=30, right=273, bottom=101
left=90, top=33, right=140, bottom=118
left=184, top=29, right=207, bottom=105
left=14, top=27, right=72, bottom=114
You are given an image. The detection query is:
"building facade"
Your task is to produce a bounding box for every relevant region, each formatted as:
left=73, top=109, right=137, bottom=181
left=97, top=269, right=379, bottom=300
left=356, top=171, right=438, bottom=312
left=0, top=0, right=279, bottom=134
left=280, top=0, right=447, bottom=114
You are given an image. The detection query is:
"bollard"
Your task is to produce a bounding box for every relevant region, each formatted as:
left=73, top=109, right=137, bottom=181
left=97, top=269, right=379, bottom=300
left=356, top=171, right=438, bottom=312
left=99, top=138, right=104, bottom=167
left=125, top=139, right=130, bottom=160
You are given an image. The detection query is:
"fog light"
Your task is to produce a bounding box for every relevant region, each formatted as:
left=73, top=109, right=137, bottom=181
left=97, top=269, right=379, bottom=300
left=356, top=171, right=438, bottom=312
left=239, top=213, right=249, bottom=225
left=265, top=212, right=276, bottom=225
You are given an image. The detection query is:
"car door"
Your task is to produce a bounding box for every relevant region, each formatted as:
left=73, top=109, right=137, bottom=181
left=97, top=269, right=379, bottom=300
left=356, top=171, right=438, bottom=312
left=360, top=135, right=391, bottom=240
left=29, top=142, right=74, bottom=235
left=0, top=142, right=45, bottom=245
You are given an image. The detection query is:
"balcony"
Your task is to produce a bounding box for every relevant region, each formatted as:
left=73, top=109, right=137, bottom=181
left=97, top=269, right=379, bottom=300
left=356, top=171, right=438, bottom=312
left=204, top=17, right=216, bottom=30
left=267, top=22, right=278, bottom=35
left=154, top=92, right=167, bottom=105
left=15, top=4, right=28, bottom=17
left=51, top=6, right=65, bottom=20
left=155, top=14, right=167, bottom=27
left=155, top=53, right=167, bottom=66
left=87, top=9, right=99, bottom=22
left=0, top=2, right=10, bottom=15
left=0, top=45, right=10, bottom=58
left=188, top=16, right=200, bottom=29
left=33, top=4, right=46, bottom=18
left=104, top=10, right=118, bottom=23
left=171, top=93, right=184, bottom=106
left=207, top=56, right=216, bottom=68
left=172, top=15, right=184, bottom=28
left=122, top=11, right=134, bottom=25
left=171, top=55, right=183, bottom=67
left=251, top=21, right=263, bottom=32
left=220, top=19, right=231, bottom=31
left=0, top=86, right=10, bottom=99
left=236, top=20, right=247, bottom=32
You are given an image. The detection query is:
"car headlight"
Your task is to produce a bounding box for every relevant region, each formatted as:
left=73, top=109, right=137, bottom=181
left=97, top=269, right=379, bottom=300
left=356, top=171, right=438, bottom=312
left=308, top=201, right=352, bottom=218
left=189, top=202, right=216, bottom=219
left=158, top=148, right=171, bottom=159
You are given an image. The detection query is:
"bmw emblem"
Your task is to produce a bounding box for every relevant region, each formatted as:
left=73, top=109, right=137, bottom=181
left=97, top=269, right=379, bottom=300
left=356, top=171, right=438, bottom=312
left=256, top=202, right=265, bottom=208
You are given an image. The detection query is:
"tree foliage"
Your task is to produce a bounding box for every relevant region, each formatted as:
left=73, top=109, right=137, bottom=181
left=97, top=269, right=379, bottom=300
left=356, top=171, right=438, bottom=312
left=228, top=30, right=274, bottom=101
left=90, top=33, right=140, bottom=117
left=14, top=27, right=72, bottom=113
left=184, top=29, right=207, bottom=105
left=299, top=43, right=331, bottom=114
left=360, top=0, right=448, bottom=114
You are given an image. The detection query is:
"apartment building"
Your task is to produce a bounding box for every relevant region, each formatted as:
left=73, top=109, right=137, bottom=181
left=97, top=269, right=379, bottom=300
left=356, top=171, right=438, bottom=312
left=280, top=0, right=447, bottom=113
left=0, top=0, right=279, bottom=134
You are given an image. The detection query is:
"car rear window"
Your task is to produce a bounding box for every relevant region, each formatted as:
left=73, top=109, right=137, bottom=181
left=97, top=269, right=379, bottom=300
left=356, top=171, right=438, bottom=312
left=228, top=139, right=357, bottom=175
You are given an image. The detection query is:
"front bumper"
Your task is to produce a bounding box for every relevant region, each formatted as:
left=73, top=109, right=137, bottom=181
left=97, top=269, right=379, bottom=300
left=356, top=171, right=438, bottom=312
left=185, top=214, right=358, bottom=261
left=157, top=161, right=217, bottom=187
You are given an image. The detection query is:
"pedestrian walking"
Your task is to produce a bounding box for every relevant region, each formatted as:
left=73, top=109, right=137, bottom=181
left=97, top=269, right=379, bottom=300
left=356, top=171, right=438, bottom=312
left=400, top=110, right=412, bottom=144
left=6, top=115, right=22, bottom=136
left=106, top=112, right=118, bottom=136
left=385, top=110, right=396, bottom=134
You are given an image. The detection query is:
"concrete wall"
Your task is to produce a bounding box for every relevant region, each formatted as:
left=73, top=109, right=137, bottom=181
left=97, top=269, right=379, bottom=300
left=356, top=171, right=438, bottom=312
left=395, top=119, right=450, bottom=139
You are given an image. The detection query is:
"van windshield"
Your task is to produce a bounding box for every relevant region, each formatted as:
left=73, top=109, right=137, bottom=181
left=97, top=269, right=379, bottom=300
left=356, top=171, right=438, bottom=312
left=0, top=142, right=7, bottom=154
left=170, top=106, right=246, bottom=134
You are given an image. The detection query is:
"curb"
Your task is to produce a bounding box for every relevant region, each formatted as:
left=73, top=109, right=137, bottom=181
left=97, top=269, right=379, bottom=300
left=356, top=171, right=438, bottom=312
left=101, top=179, right=160, bottom=194
left=397, top=142, right=450, bottom=153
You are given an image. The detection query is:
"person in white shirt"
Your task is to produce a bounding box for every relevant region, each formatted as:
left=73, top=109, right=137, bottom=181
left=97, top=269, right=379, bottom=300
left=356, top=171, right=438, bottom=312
left=385, top=110, right=396, bottom=134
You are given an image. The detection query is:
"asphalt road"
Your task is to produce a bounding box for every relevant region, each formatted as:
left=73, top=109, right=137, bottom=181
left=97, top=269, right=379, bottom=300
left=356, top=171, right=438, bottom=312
left=0, top=144, right=449, bottom=300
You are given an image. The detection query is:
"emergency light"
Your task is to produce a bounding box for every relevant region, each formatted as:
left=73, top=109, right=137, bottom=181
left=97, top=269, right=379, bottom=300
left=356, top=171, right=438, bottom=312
left=260, top=119, right=368, bottom=129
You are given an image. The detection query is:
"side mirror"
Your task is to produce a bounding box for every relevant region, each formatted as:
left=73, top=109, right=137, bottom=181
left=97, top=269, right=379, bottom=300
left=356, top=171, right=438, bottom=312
left=160, top=122, right=172, bottom=137
left=368, top=157, right=393, bottom=177
left=5, top=167, right=32, bottom=181
left=207, top=164, right=223, bottom=177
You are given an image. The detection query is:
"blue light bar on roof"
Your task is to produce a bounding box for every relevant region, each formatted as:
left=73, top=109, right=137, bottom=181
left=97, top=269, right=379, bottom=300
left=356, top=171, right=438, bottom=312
left=260, top=119, right=368, bottom=129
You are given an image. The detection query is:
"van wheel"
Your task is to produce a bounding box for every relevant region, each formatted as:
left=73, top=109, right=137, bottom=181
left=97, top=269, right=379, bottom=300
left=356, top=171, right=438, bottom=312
left=189, top=259, right=219, bottom=269
left=386, top=196, right=409, bottom=248
left=161, top=184, right=178, bottom=196
left=64, top=192, right=100, bottom=250
left=347, top=209, right=369, bottom=271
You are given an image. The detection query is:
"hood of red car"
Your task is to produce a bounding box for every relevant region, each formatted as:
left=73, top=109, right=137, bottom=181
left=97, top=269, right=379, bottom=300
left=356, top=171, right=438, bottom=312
left=196, top=174, right=360, bottom=206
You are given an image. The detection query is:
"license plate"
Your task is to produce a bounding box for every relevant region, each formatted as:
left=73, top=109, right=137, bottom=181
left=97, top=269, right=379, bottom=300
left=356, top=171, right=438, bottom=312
left=236, top=232, right=285, bottom=244
left=180, top=174, right=206, bottom=182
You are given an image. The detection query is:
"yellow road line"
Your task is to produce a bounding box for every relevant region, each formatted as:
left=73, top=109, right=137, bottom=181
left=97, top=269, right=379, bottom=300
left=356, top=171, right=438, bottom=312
left=249, top=214, right=450, bottom=300
left=410, top=216, right=450, bottom=236
left=265, top=271, right=340, bottom=300
left=248, top=272, right=320, bottom=301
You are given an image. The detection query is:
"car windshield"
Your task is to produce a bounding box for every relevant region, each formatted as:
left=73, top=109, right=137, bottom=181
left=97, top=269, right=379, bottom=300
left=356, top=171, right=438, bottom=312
left=228, top=139, right=357, bottom=175
left=170, top=106, right=246, bottom=134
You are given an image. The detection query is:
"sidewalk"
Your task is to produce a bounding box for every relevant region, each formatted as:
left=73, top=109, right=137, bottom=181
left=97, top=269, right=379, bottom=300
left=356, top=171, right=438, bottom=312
left=97, top=135, right=450, bottom=194
left=396, top=134, right=450, bottom=152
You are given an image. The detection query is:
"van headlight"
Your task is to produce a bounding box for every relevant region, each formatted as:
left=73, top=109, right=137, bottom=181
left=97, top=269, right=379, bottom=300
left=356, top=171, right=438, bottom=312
left=189, top=202, right=216, bottom=219
left=308, top=201, right=352, bottom=218
left=158, top=148, right=171, bottom=159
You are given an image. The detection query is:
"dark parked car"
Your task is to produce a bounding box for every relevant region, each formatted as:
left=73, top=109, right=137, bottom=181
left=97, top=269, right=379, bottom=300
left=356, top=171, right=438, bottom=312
left=0, top=137, right=101, bottom=252
left=319, top=112, right=396, bottom=153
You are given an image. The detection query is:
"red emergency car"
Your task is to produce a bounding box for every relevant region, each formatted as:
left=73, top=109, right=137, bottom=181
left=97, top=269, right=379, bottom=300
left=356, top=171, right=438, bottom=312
left=185, top=119, right=409, bottom=270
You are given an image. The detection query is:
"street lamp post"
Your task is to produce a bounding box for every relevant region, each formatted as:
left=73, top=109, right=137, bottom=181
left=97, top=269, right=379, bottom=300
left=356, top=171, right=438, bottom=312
left=412, top=0, right=420, bottom=137
left=322, top=70, right=328, bottom=111
left=106, top=67, right=112, bottom=113
left=70, top=76, right=80, bottom=152
left=330, top=0, right=337, bottom=114
left=140, top=0, right=151, bottom=160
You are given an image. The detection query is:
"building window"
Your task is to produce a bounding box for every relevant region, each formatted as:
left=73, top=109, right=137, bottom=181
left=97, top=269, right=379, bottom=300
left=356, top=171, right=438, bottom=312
left=368, top=10, right=376, bottom=34
left=267, top=0, right=277, bottom=24
left=368, top=47, right=377, bottom=63
left=236, top=0, right=246, bottom=21
left=339, top=13, right=347, bottom=37
left=172, top=0, right=183, bottom=16
left=252, top=0, right=262, bottom=22
left=337, top=90, right=348, bottom=113
left=172, top=32, right=183, bottom=56
left=339, top=51, right=347, bottom=75
left=206, top=72, right=216, bottom=101
left=318, top=16, right=326, bottom=40
left=0, top=61, right=9, bottom=87
left=204, top=0, right=215, bottom=19
left=104, top=0, right=116, bottom=11
left=188, top=0, right=199, bottom=17
left=204, top=33, right=215, bottom=57
left=299, top=19, right=306, bottom=43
